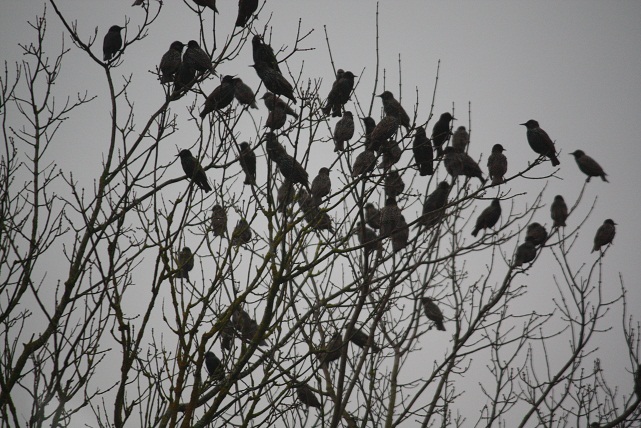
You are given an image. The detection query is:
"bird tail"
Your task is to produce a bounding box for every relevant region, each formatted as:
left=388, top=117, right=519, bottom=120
left=550, top=154, right=560, bottom=166
left=419, top=164, right=433, bottom=176
left=321, top=104, right=332, bottom=116
left=601, top=175, right=609, bottom=183
left=471, top=228, right=479, bottom=237
left=435, top=321, right=446, bottom=331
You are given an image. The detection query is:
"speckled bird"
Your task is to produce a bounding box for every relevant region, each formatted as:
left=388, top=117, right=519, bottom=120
left=175, top=247, right=194, bottom=281
left=421, top=297, right=446, bottom=331
left=211, top=204, right=227, bottom=237
left=333, top=111, right=354, bottom=152
left=252, top=61, right=296, bottom=103
left=385, top=169, right=405, bottom=199
left=391, top=214, right=409, bottom=253
left=471, top=199, right=502, bottom=237
left=183, top=40, right=216, bottom=74
left=265, top=106, right=287, bottom=130
left=159, top=41, right=184, bottom=83
left=451, top=126, right=469, bottom=152
left=356, top=221, right=382, bottom=259
left=322, top=70, right=356, bottom=117
left=233, top=77, right=257, bottom=109
left=296, top=383, right=321, bottom=408
left=261, top=92, right=298, bottom=118
left=351, top=149, right=376, bottom=178
left=277, top=179, right=295, bottom=213
left=252, top=35, right=280, bottom=73
left=380, top=197, right=402, bottom=238
left=569, top=150, right=608, bottom=182
left=231, top=219, right=252, bottom=246
left=378, top=91, right=410, bottom=129
left=200, top=75, right=235, bottom=118
left=520, top=119, right=560, bottom=166
left=418, top=181, right=449, bottom=230
left=378, top=139, right=402, bottom=170
left=238, top=142, right=256, bottom=185
left=487, top=144, right=508, bottom=185
left=592, top=219, right=616, bottom=253
left=364, top=203, right=382, bottom=230
left=103, top=25, right=123, bottom=61
left=413, top=126, right=433, bottom=176
left=526, top=222, right=548, bottom=246
left=550, top=195, right=568, bottom=228
left=431, top=112, right=455, bottom=157
left=178, top=149, right=212, bottom=192
left=276, top=155, right=309, bottom=191
left=311, top=167, right=331, bottom=206
left=443, top=146, right=465, bottom=178
left=349, top=329, right=381, bottom=353
left=264, top=132, right=288, bottom=163
left=369, top=116, right=399, bottom=152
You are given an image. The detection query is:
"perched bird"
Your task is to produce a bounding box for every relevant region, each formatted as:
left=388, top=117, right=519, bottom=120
left=378, top=139, right=402, bottom=170
left=569, top=150, right=608, bottom=182
left=322, top=70, right=356, bottom=117
left=276, top=155, right=310, bottom=190
left=351, top=149, right=376, bottom=177
left=264, top=132, right=288, bottom=163
left=192, top=0, right=218, bottom=12
left=297, top=190, right=334, bottom=232
left=173, top=62, right=196, bottom=92
left=159, top=41, right=184, bottom=84
left=487, top=144, right=508, bottom=185
left=471, top=199, right=502, bottom=237
left=442, top=146, right=464, bottom=178
left=233, top=77, right=258, bottom=109
left=421, top=297, right=446, bottom=331
left=369, top=116, right=399, bottom=152
left=231, top=219, right=252, bottom=246
left=349, top=329, right=381, bottom=353
left=320, top=332, right=342, bottom=365
left=391, top=214, right=409, bottom=253
left=103, top=25, right=124, bottom=61
left=311, top=167, right=331, bottom=205
left=384, top=169, right=405, bottom=199
left=418, top=181, right=449, bottom=229
left=520, top=119, right=560, bottom=166
left=233, top=308, right=266, bottom=345
left=378, top=91, right=410, bottom=129
left=252, top=35, right=280, bottom=73
left=550, top=195, right=568, bottom=228
left=361, top=116, right=377, bottom=150
left=364, top=203, right=382, bottom=230
left=251, top=61, right=296, bottom=103
left=431, top=112, right=455, bottom=157
left=526, top=222, right=548, bottom=246
left=333, top=111, right=355, bottom=152
left=451, top=126, right=470, bottom=152
left=513, top=240, right=537, bottom=267
left=459, top=151, right=487, bottom=184
left=261, top=92, right=298, bottom=118
left=200, top=75, right=236, bottom=118
left=238, top=142, right=256, bottom=185
left=296, top=383, right=321, bottom=408
left=211, top=204, right=227, bottom=237
left=277, top=179, right=295, bottom=213
left=356, top=221, right=382, bottom=259
left=220, top=322, right=234, bottom=351
left=412, top=127, right=433, bottom=176
left=265, top=106, right=287, bottom=130
left=204, top=351, right=224, bottom=381
left=235, top=0, right=259, bottom=27
left=175, top=247, right=194, bottom=281
left=183, top=40, right=216, bottom=74
left=178, top=149, right=212, bottom=192
left=380, top=197, right=402, bottom=238
left=592, top=219, right=616, bottom=253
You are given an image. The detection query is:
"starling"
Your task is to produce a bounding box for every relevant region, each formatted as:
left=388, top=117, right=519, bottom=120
left=235, top=0, right=259, bottom=27
left=200, top=75, right=236, bottom=118
left=264, top=132, right=288, bottom=163
left=513, top=240, right=537, bottom=267
left=380, top=197, right=401, bottom=238
left=391, top=214, right=409, bottom=253
left=322, top=70, right=356, bottom=117
left=443, top=146, right=465, bottom=178
left=459, top=151, right=487, bottom=184
left=192, top=0, right=218, bottom=12
left=252, top=35, right=280, bottom=73
left=204, top=352, right=224, bottom=381
left=418, top=181, right=450, bottom=229
left=364, top=203, right=382, bottom=230
left=420, top=297, right=446, bottom=331
left=320, top=332, right=342, bottom=365
left=333, top=111, right=355, bottom=152
left=233, top=308, right=266, bottom=345
left=159, top=41, right=184, bottom=84
left=569, top=150, right=608, bottom=182
left=231, top=219, right=252, bottom=246
left=413, top=127, right=433, bottom=176
left=178, top=149, right=212, bottom=192
left=361, top=116, right=377, bottom=150
left=471, top=199, right=502, bottom=237
left=174, top=62, right=196, bottom=92
left=261, top=92, right=298, bottom=118
left=550, top=195, right=568, bottom=228
left=276, top=155, right=310, bottom=190
left=592, top=219, right=616, bottom=253
left=238, top=142, right=256, bottom=185
left=211, top=204, right=227, bottom=237
left=265, top=106, right=287, bottom=130
left=487, top=144, right=508, bottom=185
left=520, top=119, right=560, bottom=166
left=526, top=222, right=548, bottom=246
left=296, top=383, right=321, bottom=408
left=349, top=329, right=381, bottom=353
left=384, top=169, right=405, bottom=199
left=451, top=126, right=470, bottom=152
left=351, top=149, right=376, bottom=177
left=311, top=167, right=331, bottom=205
left=103, top=25, right=123, bottom=61
left=251, top=61, right=296, bottom=104
left=183, top=40, right=216, bottom=75
left=220, top=322, right=234, bottom=351
left=378, top=139, right=402, bottom=170
left=356, top=221, right=382, bottom=259
left=175, top=247, right=194, bottom=281
left=369, top=116, right=399, bottom=152
left=297, top=190, right=333, bottom=232
left=378, top=90, right=410, bottom=129
left=277, top=179, right=295, bottom=213
left=431, top=112, right=455, bottom=157
left=233, top=77, right=258, bottom=109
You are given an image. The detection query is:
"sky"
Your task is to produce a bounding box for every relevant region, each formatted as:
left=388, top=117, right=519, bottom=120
left=1, top=0, right=640, bottom=426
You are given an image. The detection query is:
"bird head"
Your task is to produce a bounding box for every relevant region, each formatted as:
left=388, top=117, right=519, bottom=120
left=319, top=167, right=330, bottom=175
left=170, top=41, right=185, bottom=51
left=492, top=143, right=505, bottom=152
left=177, top=149, right=192, bottom=159
left=377, top=91, right=393, bottom=100
left=569, top=150, right=585, bottom=158
left=109, top=25, right=124, bottom=33
left=187, top=40, right=200, bottom=49
left=440, top=112, right=455, bottom=122
left=520, top=119, right=539, bottom=129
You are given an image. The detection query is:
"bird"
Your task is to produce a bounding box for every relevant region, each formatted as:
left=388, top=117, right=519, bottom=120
left=238, top=142, right=256, bottom=185
left=520, top=119, right=560, bottom=166
left=251, top=61, right=296, bottom=103
left=233, top=77, right=258, bottom=109
left=351, top=149, right=376, bottom=177
left=333, top=111, right=355, bottom=152
left=391, top=214, right=409, bottom=253
left=178, top=149, right=212, bottom=192
left=311, top=167, right=331, bottom=205
left=420, top=297, right=446, bottom=331
left=513, top=240, right=537, bottom=267
left=592, top=219, right=616, bottom=253
left=550, top=195, right=568, bottom=227
left=364, top=203, right=382, bottom=230
left=320, top=332, right=342, bottom=366
left=442, top=146, right=465, bottom=178
left=276, top=155, right=310, bottom=191
left=211, top=204, right=227, bottom=237
left=232, top=308, right=266, bottom=345
left=431, top=112, right=455, bottom=157
left=261, top=92, right=298, bottom=118
left=252, top=35, right=280, bottom=73
left=277, top=179, right=295, bottom=213
left=378, top=91, right=410, bottom=129
left=264, top=132, right=288, bottom=163
left=378, top=139, right=402, bottom=170
left=487, top=144, right=508, bottom=185
left=322, top=70, right=356, bottom=117
left=384, top=169, right=405, bottom=199
left=369, top=116, right=399, bottom=152
left=231, top=219, right=252, bottom=246
left=265, top=106, right=287, bottom=130
left=235, top=0, right=259, bottom=27
left=380, top=197, right=402, bottom=237
left=204, top=351, right=224, bottom=381
left=569, top=150, right=608, bottom=182
left=526, top=222, right=548, bottom=246
left=173, top=62, right=196, bottom=92
left=471, top=199, right=501, bottom=237
left=296, top=383, right=321, bottom=408
left=356, top=221, right=382, bottom=259
left=175, top=247, right=194, bottom=281
left=159, top=41, right=184, bottom=84
left=200, top=75, right=235, bottom=118
left=220, top=322, right=234, bottom=351
left=361, top=116, right=377, bottom=150
left=192, top=0, right=218, bottom=12
left=412, top=127, right=433, bottom=176
left=418, top=181, right=449, bottom=230
left=349, top=329, right=381, bottom=353
left=183, top=40, right=216, bottom=74
left=103, top=25, right=123, bottom=61
left=459, top=151, right=487, bottom=184
left=297, top=190, right=334, bottom=232
left=451, top=126, right=470, bottom=152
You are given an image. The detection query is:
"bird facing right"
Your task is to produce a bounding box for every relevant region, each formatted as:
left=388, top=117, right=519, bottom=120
left=569, top=150, right=608, bottom=182
left=420, top=297, right=446, bottom=331
left=103, top=25, right=124, bottom=61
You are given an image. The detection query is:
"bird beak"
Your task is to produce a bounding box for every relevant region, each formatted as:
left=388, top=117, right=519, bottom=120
left=519, top=122, right=527, bottom=126
left=376, top=93, right=382, bottom=97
